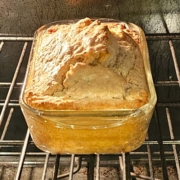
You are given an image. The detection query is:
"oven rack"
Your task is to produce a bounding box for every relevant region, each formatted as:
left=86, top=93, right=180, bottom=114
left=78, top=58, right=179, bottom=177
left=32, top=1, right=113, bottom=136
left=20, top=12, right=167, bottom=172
left=0, top=34, right=180, bottom=180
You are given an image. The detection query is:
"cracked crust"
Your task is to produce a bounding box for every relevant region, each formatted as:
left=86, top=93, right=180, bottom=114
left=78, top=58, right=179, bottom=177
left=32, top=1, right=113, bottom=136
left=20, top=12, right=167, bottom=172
left=24, top=18, right=149, bottom=110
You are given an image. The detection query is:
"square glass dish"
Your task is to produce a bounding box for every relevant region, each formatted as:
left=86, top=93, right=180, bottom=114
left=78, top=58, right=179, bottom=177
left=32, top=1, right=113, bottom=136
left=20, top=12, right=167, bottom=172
left=19, top=18, right=157, bottom=154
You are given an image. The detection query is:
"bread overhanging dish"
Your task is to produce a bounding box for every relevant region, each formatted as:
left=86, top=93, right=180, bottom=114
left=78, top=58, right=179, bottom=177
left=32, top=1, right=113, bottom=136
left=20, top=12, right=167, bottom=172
left=19, top=18, right=157, bottom=154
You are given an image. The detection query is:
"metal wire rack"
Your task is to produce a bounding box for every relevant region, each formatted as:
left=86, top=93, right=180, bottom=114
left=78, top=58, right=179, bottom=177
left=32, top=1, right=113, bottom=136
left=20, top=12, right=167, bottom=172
left=0, top=34, right=180, bottom=180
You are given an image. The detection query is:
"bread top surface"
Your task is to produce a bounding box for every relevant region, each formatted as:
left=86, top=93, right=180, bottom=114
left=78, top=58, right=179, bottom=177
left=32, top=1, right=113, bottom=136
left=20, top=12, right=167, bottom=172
left=24, top=18, right=149, bottom=110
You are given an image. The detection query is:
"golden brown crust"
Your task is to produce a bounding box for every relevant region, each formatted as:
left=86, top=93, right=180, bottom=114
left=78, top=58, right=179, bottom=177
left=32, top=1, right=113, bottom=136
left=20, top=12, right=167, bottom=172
left=24, top=18, right=149, bottom=110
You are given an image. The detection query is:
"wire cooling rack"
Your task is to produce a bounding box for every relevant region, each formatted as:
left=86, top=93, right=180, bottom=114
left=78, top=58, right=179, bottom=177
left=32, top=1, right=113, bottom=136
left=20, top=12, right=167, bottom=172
left=0, top=34, right=180, bottom=180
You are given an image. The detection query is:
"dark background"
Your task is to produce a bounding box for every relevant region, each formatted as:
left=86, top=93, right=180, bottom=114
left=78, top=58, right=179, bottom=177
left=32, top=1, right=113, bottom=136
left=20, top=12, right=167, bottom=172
left=0, top=0, right=180, bottom=35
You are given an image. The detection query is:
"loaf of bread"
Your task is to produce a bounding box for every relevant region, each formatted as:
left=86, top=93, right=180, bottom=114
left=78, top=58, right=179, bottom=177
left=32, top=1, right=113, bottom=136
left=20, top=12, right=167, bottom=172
left=24, top=17, right=149, bottom=110
left=20, top=18, right=156, bottom=154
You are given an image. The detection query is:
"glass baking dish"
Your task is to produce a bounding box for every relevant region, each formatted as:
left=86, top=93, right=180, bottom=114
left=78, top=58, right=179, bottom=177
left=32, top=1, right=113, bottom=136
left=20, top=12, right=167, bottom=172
left=19, top=18, right=157, bottom=154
